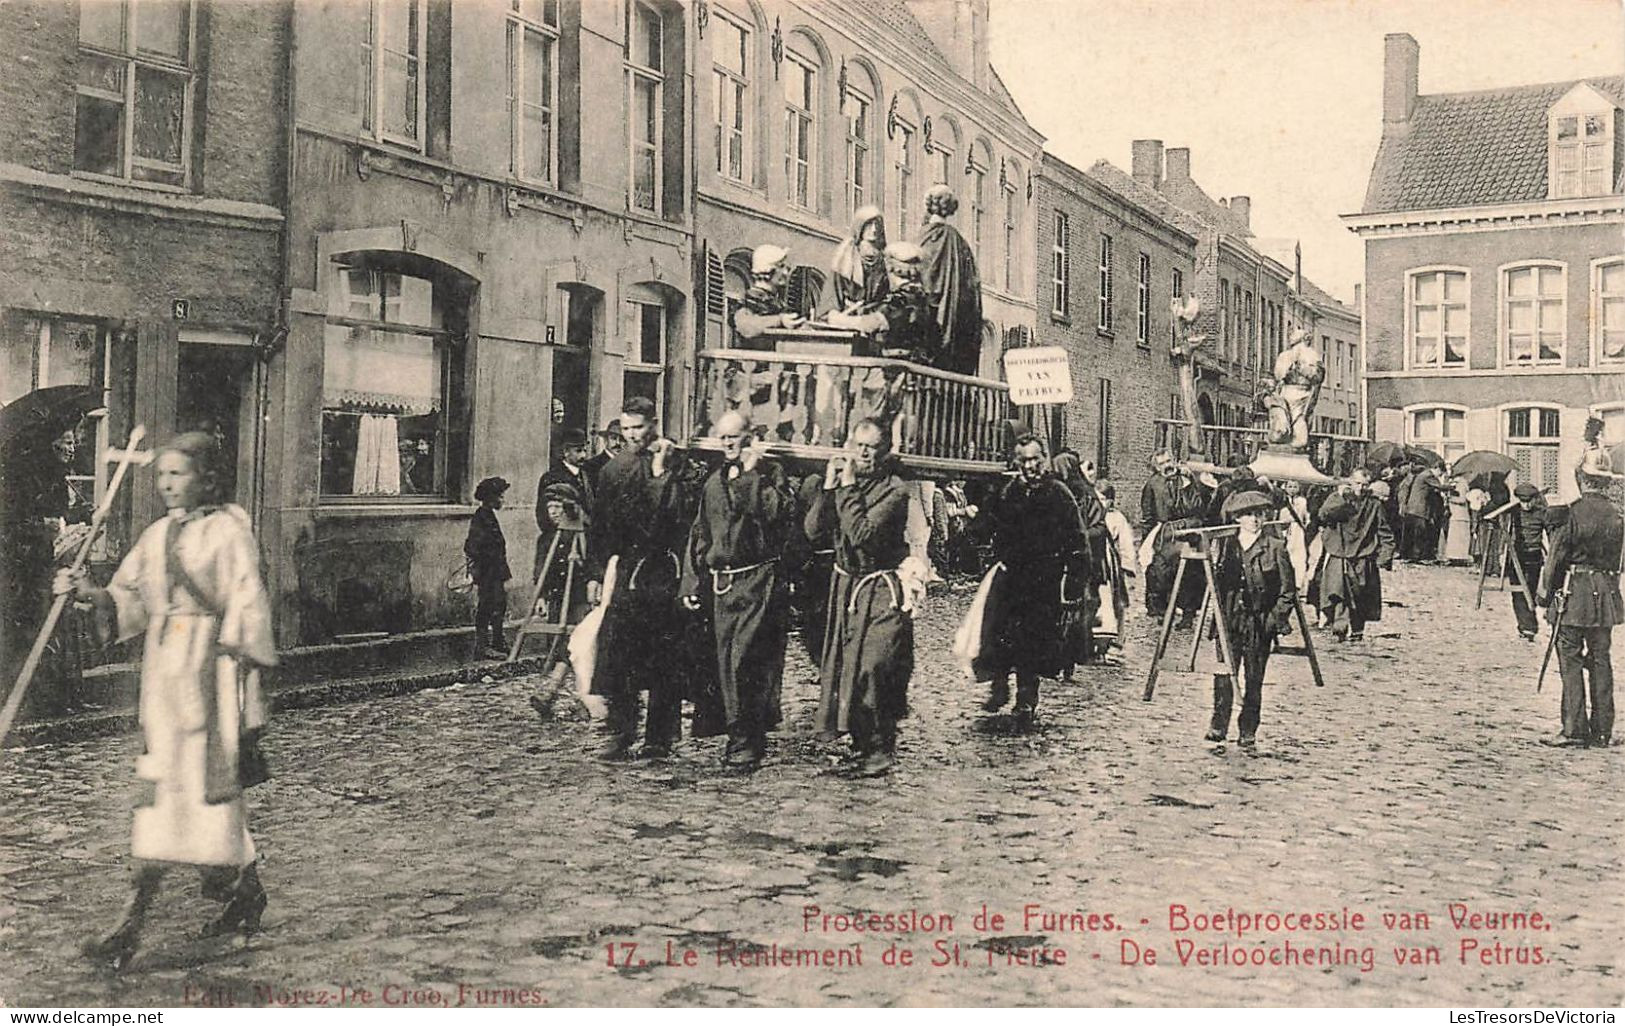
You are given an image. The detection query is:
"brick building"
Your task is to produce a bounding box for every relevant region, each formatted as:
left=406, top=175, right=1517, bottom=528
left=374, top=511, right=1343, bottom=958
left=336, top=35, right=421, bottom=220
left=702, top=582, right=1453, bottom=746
left=1344, top=34, right=1624, bottom=502
left=693, top=0, right=1042, bottom=376
left=0, top=0, right=287, bottom=653
left=1034, top=153, right=1195, bottom=486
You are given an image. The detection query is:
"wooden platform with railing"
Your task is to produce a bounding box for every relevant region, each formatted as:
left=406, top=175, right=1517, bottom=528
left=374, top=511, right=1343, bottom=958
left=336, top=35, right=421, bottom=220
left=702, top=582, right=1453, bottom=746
left=1153, top=418, right=1370, bottom=475
left=688, top=329, right=1015, bottom=476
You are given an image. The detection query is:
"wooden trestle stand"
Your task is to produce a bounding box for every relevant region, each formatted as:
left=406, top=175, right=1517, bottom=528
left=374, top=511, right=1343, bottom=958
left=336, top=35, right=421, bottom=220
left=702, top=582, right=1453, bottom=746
left=506, top=527, right=586, bottom=665
left=1474, top=506, right=1536, bottom=612
left=1142, top=523, right=1324, bottom=702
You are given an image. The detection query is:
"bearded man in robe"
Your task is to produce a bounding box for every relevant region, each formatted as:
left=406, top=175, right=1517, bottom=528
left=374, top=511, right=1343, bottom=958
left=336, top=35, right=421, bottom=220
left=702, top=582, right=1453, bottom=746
left=803, top=418, right=915, bottom=777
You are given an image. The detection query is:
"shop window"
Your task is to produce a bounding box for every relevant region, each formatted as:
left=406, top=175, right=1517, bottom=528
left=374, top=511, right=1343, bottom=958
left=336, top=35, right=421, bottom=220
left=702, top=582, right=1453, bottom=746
left=320, top=268, right=463, bottom=500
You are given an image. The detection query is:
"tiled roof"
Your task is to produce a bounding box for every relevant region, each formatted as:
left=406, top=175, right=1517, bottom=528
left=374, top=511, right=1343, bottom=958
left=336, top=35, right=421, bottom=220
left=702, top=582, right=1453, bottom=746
left=867, top=0, right=946, bottom=64
left=1362, top=76, right=1625, bottom=213
left=1082, top=159, right=1206, bottom=236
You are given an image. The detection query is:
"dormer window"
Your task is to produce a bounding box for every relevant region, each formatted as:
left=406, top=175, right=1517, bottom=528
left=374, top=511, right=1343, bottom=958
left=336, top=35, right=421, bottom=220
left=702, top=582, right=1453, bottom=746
left=1548, top=84, right=1617, bottom=199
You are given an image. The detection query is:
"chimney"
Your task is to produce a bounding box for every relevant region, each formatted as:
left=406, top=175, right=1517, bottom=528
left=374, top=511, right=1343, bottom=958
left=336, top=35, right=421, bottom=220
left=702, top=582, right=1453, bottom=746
left=1228, top=195, right=1250, bottom=229
left=1165, top=147, right=1191, bottom=182
left=1383, top=33, right=1419, bottom=127
left=1131, top=140, right=1164, bottom=190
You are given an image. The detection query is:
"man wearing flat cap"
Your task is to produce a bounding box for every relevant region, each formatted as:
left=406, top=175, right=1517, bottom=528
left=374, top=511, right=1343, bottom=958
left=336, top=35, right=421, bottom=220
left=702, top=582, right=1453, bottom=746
left=1537, top=449, right=1622, bottom=748
left=1206, top=490, right=1297, bottom=748
left=732, top=244, right=805, bottom=347
left=1504, top=482, right=1549, bottom=641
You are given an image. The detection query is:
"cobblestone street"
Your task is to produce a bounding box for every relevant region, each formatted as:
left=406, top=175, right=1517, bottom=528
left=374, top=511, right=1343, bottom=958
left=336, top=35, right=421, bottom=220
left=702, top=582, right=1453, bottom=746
left=1, top=563, right=1620, bottom=1007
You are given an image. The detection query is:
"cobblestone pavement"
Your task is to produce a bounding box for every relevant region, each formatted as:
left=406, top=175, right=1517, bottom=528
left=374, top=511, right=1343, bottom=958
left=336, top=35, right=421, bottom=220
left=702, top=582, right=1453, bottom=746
left=1, top=563, right=1621, bottom=1007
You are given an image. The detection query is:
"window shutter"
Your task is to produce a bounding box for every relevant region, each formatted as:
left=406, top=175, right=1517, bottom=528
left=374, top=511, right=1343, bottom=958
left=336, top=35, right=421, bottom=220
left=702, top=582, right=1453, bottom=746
left=705, top=248, right=725, bottom=318
left=1373, top=407, right=1404, bottom=443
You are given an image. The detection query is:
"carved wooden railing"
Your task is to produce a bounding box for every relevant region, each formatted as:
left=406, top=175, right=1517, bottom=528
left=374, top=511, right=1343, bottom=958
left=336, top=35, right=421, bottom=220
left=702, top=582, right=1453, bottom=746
left=692, top=346, right=1013, bottom=472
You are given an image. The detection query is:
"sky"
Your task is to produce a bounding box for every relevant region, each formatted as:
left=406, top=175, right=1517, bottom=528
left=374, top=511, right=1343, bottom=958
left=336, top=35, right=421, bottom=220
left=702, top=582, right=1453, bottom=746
left=989, top=0, right=1625, bottom=303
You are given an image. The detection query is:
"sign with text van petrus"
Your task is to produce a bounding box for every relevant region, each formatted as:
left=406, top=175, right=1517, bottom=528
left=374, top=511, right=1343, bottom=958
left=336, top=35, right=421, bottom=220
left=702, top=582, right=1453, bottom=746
left=1002, top=346, right=1073, bottom=406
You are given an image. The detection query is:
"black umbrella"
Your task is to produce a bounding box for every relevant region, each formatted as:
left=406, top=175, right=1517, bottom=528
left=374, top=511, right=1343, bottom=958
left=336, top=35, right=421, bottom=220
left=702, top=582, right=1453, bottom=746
left=1450, top=449, right=1518, bottom=481
left=1365, top=441, right=1406, bottom=468
left=0, top=385, right=103, bottom=456
left=1405, top=445, right=1445, bottom=469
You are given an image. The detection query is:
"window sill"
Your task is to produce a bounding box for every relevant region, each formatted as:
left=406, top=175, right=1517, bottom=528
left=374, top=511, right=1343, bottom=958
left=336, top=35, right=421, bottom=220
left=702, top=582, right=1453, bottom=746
left=72, top=169, right=188, bottom=195
left=1050, top=312, right=1071, bottom=326
left=311, top=502, right=471, bottom=519
left=0, top=161, right=282, bottom=228
left=1096, top=329, right=1115, bottom=341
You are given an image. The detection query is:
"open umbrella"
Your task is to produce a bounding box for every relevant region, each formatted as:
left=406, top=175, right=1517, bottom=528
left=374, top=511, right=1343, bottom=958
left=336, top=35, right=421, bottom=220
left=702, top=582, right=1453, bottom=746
left=1405, top=445, right=1445, bottom=469
left=0, top=385, right=103, bottom=457
left=1365, top=440, right=1406, bottom=468
left=1449, top=449, right=1518, bottom=481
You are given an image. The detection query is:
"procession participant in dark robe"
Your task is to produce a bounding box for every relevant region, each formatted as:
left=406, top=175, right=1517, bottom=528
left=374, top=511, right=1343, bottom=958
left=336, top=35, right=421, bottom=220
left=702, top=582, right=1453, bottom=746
left=588, top=396, right=692, bottom=761
left=1139, top=450, right=1210, bottom=621
left=787, top=471, right=835, bottom=666
left=804, top=419, right=914, bottom=777
left=829, top=206, right=890, bottom=317
left=1205, top=491, right=1297, bottom=748
left=680, top=412, right=794, bottom=768
left=917, top=184, right=983, bottom=376
left=731, top=245, right=807, bottom=347
left=54, top=432, right=275, bottom=970
left=1050, top=451, right=1108, bottom=670
left=1317, top=468, right=1396, bottom=643
left=976, top=437, right=1087, bottom=728
left=1537, top=451, right=1622, bottom=748
left=1505, top=482, right=1550, bottom=642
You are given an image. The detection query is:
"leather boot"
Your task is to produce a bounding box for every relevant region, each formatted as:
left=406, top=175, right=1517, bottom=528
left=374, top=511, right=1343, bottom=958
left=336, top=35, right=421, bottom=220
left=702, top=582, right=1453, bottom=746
left=202, top=863, right=267, bottom=938
left=84, top=866, right=163, bottom=971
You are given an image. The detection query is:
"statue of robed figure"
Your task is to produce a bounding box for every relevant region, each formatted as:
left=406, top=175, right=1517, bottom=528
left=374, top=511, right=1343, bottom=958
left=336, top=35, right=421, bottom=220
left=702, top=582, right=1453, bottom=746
left=916, top=184, right=983, bottom=376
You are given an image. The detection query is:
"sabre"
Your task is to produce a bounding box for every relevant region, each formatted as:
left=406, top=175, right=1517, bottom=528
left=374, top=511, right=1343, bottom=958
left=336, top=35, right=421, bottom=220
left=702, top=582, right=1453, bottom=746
left=0, top=426, right=152, bottom=750
left=1536, top=583, right=1567, bottom=694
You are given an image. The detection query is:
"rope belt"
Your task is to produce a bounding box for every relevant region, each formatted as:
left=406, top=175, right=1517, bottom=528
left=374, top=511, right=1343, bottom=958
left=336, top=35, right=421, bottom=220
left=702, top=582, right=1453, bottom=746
left=1571, top=565, right=1618, bottom=575
left=710, top=558, right=777, bottom=595
left=627, top=551, right=680, bottom=592
left=832, top=562, right=903, bottom=614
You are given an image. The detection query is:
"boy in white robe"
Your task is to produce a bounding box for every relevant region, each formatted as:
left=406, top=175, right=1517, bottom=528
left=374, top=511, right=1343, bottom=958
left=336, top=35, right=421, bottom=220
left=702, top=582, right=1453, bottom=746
left=57, top=431, right=276, bottom=970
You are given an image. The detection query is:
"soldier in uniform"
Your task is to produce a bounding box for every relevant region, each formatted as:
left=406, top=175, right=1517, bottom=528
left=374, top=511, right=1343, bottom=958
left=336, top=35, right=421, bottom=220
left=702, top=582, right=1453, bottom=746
left=1537, top=450, right=1622, bottom=748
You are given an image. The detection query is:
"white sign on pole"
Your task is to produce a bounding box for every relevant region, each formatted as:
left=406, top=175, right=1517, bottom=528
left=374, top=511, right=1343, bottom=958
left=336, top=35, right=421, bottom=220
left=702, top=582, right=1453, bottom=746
left=1002, top=346, right=1073, bottom=406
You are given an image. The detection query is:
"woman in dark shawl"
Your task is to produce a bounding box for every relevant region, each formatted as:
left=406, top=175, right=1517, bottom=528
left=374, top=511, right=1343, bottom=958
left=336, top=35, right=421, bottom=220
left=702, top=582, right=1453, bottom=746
left=917, top=184, right=984, bottom=375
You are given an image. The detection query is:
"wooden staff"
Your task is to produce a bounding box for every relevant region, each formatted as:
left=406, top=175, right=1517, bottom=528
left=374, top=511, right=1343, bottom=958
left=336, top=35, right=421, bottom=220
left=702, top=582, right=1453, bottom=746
left=0, top=426, right=152, bottom=750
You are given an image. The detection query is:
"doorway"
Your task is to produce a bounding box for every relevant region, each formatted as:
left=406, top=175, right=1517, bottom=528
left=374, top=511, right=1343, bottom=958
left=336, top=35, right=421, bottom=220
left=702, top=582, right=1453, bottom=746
left=176, top=342, right=259, bottom=508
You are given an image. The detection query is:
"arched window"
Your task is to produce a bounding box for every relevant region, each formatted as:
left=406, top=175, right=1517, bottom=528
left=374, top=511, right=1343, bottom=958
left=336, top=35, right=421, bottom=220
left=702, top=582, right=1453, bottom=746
left=1501, top=261, right=1565, bottom=367
left=842, top=60, right=879, bottom=217
left=784, top=46, right=818, bottom=210
left=1003, top=157, right=1021, bottom=293
left=1406, top=268, right=1469, bottom=369
left=969, top=138, right=992, bottom=268
left=710, top=5, right=752, bottom=184
left=1594, top=257, right=1625, bottom=364
left=890, top=90, right=921, bottom=232
left=931, top=115, right=961, bottom=185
